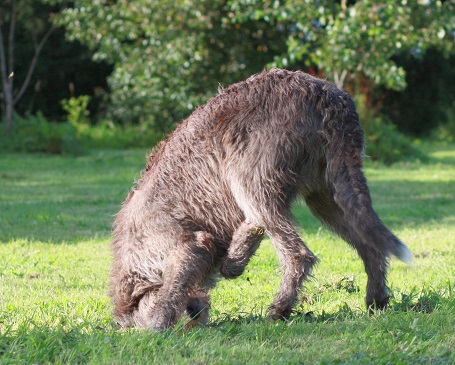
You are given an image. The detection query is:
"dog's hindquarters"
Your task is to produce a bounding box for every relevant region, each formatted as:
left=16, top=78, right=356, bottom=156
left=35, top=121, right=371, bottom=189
left=322, top=91, right=411, bottom=264
left=309, top=89, right=412, bottom=309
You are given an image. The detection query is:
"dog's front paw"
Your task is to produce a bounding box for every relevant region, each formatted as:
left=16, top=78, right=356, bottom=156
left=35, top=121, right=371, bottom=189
left=220, top=257, right=245, bottom=279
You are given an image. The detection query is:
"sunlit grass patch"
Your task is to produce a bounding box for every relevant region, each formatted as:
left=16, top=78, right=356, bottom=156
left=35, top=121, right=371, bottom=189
left=0, top=143, right=454, bottom=364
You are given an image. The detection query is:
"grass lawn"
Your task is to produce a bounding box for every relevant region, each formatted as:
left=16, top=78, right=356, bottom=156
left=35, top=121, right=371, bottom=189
left=0, top=143, right=454, bottom=364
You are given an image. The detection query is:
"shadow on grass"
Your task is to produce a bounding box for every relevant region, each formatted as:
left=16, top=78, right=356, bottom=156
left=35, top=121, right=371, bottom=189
left=1, top=142, right=454, bottom=244
left=0, top=177, right=452, bottom=245
left=388, top=287, right=454, bottom=314
left=211, top=287, right=454, bottom=329
left=425, top=143, right=455, bottom=166
left=0, top=321, right=122, bottom=364
left=292, top=181, right=454, bottom=237
left=0, top=288, right=453, bottom=364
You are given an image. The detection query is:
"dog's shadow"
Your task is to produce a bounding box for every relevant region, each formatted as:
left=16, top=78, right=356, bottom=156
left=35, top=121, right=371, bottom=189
left=208, top=288, right=450, bottom=330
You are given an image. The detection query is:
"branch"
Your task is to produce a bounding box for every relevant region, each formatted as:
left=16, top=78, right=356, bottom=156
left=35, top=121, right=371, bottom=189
left=0, top=26, right=9, bottom=92
left=347, top=63, right=363, bottom=83
left=333, top=69, right=348, bottom=90
left=339, top=69, right=348, bottom=89
left=8, top=0, right=17, bottom=74
left=341, top=0, right=347, bottom=12
left=13, top=25, right=55, bottom=105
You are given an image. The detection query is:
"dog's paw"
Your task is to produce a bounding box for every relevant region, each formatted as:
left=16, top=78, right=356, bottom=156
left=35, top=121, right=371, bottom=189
left=220, top=258, right=245, bottom=279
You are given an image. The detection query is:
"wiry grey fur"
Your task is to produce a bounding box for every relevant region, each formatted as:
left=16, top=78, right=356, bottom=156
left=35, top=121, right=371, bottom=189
left=110, top=68, right=412, bottom=331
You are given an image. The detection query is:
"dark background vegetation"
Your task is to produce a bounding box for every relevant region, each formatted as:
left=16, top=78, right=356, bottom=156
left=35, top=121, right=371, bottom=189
left=1, top=0, right=454, bottom=163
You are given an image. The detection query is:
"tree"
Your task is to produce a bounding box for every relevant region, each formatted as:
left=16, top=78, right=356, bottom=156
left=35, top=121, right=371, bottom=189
left=0, top=0, right=55, bottom=133
left=383, top=48, right=455, bottom=136
left=228, top=0, right=454, bottom=91
left=53, top=0, right=288, bottom=131
left=54, top=0, right=454, bottom=133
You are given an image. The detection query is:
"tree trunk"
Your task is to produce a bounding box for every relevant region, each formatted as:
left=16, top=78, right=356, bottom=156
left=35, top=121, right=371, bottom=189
left=0, top=0, right=54, bottom=134
left=4, top=81, right=14, bottom=133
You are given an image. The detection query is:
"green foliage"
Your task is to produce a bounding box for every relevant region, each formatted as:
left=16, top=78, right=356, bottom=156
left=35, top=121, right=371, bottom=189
left=0, top=117, right=161, bottom=155
left=47, top=0, right=455, bottom=151
left=0, top=0, right=48, bottom=34
left=61, top=95, right=91, bottom=126
left=362, top=117, right=426, bottom=165
left=382, top=49, right=455, bottom=137
left=432, top=106, right=455, bottom=142
left=229, top=0, right=454, bottom=90
left=356, top=96, right=427, bottom=164
left=0, top=145, right=454, bottom=364
left=59, top=94, right=163, bottom=149
left=51, top=0, right=287, bottom=129
left=15, top=0, right=448, bottom=169
left=74, top=121, right=163, bottom=150
left=0, top=108, right=162, bottom=155
left=389, top=288, right=447, bottom=314
left=0, top=112, right=82, bottom=155
left=0, top=1, right=112, bottom=122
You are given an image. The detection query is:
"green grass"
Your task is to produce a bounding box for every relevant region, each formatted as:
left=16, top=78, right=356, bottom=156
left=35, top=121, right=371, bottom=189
left=1, top=144, right=454, bottom=364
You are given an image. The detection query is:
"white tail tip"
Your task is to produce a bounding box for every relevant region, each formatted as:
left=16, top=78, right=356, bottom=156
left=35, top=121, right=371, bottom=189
left=396, top=244, right=413, bottom=265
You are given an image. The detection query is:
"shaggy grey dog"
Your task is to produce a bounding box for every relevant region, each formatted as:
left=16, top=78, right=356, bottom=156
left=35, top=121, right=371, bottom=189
left=110, top=68, right=412, bottom=331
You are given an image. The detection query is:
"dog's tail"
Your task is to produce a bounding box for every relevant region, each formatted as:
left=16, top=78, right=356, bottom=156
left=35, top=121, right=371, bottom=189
left=322, top=89, right=412, bottom=264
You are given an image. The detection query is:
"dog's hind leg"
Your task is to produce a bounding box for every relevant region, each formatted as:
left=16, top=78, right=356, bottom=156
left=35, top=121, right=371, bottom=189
left=305, top=187, right=392, bottom=311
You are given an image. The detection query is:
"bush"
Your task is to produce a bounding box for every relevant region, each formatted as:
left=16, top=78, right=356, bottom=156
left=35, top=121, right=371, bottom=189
left=74, top=121, right=163, bottom=150
left=0, top=113, right=163, bottom=155
left=362, top=118, right=427, bottom=164
left=383, top=49, right=455, bottom=137
left=59, top=95, right=163, bottom=149
left=1, top=96, right=429, bottom=162
left=432, top=106, right=455, bottom=142
left=0, top=113, right=83, bottom=155
left=61, top=95, right=92, bottom=127
left=356, top=96, right=427, bottom=164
